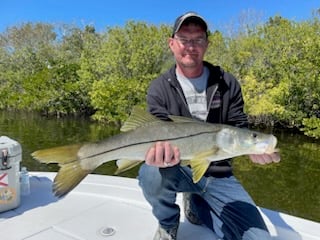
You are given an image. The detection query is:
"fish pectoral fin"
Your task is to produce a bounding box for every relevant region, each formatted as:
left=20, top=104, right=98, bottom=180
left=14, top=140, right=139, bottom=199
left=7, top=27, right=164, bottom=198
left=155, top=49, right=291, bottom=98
left=189, top=148, right=219, bottom=183
left=115, top=159, right=143, bottom=174
left=190, top=157, right=210, bottom=183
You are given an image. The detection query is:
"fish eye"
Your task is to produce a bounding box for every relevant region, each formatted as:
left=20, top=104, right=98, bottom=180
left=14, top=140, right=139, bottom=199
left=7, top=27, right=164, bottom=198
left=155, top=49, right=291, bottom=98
left=252, top=133, right=257, bottom=138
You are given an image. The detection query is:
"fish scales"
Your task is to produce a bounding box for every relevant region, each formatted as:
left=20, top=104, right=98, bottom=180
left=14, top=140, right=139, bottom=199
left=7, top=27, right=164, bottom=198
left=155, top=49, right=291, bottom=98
left=78, top=121, right=221, bottom=165
left=32, top=107, right=278, bottom=197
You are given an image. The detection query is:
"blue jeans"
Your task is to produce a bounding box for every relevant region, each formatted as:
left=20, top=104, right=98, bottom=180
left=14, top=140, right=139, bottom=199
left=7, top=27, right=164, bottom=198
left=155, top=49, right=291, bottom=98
left=138, top=164, right=272, bottom=240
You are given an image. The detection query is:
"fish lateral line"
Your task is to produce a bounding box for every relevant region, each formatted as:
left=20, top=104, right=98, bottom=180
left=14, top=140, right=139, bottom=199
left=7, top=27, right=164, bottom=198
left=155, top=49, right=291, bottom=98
left=80, top=130, right=216, bottom=160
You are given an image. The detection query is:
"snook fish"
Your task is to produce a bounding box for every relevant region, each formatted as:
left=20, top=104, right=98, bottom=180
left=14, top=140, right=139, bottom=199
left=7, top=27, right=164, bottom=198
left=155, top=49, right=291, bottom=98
left=32, top=107, right=278, bottom=197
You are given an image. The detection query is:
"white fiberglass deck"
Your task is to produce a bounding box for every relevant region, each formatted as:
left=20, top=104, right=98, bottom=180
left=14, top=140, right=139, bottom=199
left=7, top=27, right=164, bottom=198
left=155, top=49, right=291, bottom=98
left=0, top=172, right=319, bottom=240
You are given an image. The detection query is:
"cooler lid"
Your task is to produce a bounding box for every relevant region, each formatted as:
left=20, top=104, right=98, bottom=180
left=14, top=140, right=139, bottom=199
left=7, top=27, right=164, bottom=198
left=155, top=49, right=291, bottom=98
left=0, top=136, right=22, bottom=169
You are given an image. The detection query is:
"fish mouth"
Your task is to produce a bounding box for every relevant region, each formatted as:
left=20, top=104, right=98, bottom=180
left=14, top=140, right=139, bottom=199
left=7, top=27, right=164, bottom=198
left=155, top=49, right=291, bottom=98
left=264, top=135, right=278, bottom=154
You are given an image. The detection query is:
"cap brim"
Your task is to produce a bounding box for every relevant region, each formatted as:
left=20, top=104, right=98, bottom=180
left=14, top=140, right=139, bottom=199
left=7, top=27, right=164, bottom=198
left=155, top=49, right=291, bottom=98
left=172, top=13, right=208, bottom=36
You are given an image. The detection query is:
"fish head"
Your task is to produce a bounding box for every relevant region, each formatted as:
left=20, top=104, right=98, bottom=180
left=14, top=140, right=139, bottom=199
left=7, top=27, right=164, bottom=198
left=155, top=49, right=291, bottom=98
left=216, top=127, right=278, bottom=155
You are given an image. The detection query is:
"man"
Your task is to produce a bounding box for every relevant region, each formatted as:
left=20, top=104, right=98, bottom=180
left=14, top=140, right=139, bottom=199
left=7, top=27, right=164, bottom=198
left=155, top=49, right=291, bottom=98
left=138, top=12, right=280, bottom=240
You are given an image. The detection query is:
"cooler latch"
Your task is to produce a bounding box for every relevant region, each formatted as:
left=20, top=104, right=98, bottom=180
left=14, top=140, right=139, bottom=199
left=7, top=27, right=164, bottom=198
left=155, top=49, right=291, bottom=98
left=1, top=149, right=10, bottom=170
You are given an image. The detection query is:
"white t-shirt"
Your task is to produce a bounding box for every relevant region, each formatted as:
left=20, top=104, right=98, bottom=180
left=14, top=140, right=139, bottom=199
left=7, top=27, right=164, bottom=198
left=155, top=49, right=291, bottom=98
left=176, top=67, right=209, bottom=121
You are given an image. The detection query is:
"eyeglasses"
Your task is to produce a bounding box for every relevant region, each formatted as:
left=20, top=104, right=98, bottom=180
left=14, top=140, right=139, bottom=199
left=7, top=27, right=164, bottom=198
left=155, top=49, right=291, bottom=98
left=173, top=36, right=207, bottom=46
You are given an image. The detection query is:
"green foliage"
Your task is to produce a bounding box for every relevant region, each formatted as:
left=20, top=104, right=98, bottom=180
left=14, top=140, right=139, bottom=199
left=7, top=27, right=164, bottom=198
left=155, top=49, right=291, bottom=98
left=0, top=23, right=97, bottom=116
left=19, top=69, right=54, bottom=110
left=206, top=15, right=320, bottom=132
left=302, top=117, right=320, bottom=139
left=0, top=13, right=320, bottom=137
left=87, top=21, right=171, bottom=123
left=90, top=77, right=148, bottom=124
left=242, top=72, right=283, bottom=119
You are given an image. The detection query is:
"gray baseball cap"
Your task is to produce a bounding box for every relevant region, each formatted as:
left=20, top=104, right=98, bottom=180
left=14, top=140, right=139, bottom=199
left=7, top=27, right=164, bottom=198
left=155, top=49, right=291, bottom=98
left=172, top=12, right=208, bottom=37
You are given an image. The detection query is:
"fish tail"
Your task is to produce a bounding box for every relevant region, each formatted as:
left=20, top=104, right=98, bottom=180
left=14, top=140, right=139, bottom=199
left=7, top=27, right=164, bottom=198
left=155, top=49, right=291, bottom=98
left=53, top=160, right=91, bottom=197
left=32, top=144, right=92, bottom=197
left=31, top=144, right=83, bottom=164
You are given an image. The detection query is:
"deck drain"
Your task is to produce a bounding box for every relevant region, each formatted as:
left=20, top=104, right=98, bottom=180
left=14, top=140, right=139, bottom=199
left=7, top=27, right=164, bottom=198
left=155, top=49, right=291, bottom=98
left=99, top=226, right=116, bottom=237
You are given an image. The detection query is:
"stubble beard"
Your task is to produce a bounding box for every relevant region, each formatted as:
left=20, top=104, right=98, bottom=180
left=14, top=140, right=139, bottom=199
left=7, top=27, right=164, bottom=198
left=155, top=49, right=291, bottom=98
left=180, top=56, right=200, bottom=69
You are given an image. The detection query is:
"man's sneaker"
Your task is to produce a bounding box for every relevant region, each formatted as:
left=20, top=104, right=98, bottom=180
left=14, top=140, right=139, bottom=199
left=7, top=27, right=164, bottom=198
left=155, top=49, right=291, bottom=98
left=153, top=225, right=178, bottom=240
left=183, top=193, right=203, bottom=225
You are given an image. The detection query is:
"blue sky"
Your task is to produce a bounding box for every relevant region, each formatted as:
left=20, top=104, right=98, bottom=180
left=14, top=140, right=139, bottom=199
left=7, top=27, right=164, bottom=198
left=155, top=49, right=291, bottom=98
left=1, top=0, right=319, bottom=33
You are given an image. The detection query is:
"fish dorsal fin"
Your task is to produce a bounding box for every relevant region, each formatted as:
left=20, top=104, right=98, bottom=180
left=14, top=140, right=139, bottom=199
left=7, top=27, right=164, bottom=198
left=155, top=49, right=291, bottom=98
left=120, top=107, right=162, bottom=132
left=168, top=115, right=202, bottom=123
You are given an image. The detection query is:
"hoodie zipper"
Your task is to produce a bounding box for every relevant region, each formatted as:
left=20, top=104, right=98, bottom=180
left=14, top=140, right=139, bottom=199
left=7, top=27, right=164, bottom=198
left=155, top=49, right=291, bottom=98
left=167, top=78, right=191, bottom=116
left=206, top=83, right=219, bottom=121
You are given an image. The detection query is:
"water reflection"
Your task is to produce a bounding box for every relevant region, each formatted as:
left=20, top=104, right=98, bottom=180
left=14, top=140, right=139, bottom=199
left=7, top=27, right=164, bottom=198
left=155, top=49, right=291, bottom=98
left=233, top=130, right=320, bottom=223
left=0, top=111, right=119, bottom=173
left=0, top=110, right=319, bottom=222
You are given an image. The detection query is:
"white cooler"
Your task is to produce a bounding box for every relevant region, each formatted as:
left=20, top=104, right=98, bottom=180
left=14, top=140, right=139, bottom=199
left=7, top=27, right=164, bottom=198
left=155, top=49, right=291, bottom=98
left=0, top=136, right=22, bottom=213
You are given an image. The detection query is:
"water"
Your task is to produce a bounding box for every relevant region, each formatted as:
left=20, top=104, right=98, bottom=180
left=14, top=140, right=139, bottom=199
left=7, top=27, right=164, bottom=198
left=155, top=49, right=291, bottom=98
left=0, top=110, right=319, bottom=222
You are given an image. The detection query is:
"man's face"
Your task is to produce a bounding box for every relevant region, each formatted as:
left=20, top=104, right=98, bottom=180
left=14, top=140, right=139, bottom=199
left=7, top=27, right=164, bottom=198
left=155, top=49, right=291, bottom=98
left=169, top=23, right=208, bottom=70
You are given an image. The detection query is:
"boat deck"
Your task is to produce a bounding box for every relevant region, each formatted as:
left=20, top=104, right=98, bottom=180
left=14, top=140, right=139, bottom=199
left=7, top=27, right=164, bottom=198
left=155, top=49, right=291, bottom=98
left=0, top=172, right=319, bottom=240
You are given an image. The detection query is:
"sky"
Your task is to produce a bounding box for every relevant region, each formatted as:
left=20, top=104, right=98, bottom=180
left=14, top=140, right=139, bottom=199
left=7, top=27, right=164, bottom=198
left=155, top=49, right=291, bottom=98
left=1, top=0, right=319, bottom=33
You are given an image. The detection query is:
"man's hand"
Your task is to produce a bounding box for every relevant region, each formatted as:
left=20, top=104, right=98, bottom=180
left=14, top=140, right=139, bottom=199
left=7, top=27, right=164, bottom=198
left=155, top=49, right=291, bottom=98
left=145, top=141, right=180, bottom=168
left=249, top=152, right=280, bottom=165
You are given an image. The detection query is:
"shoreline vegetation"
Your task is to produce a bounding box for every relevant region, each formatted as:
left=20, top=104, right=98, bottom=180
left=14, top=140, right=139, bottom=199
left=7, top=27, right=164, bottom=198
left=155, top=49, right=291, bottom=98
left=1, top=11, right=320, bottom=138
